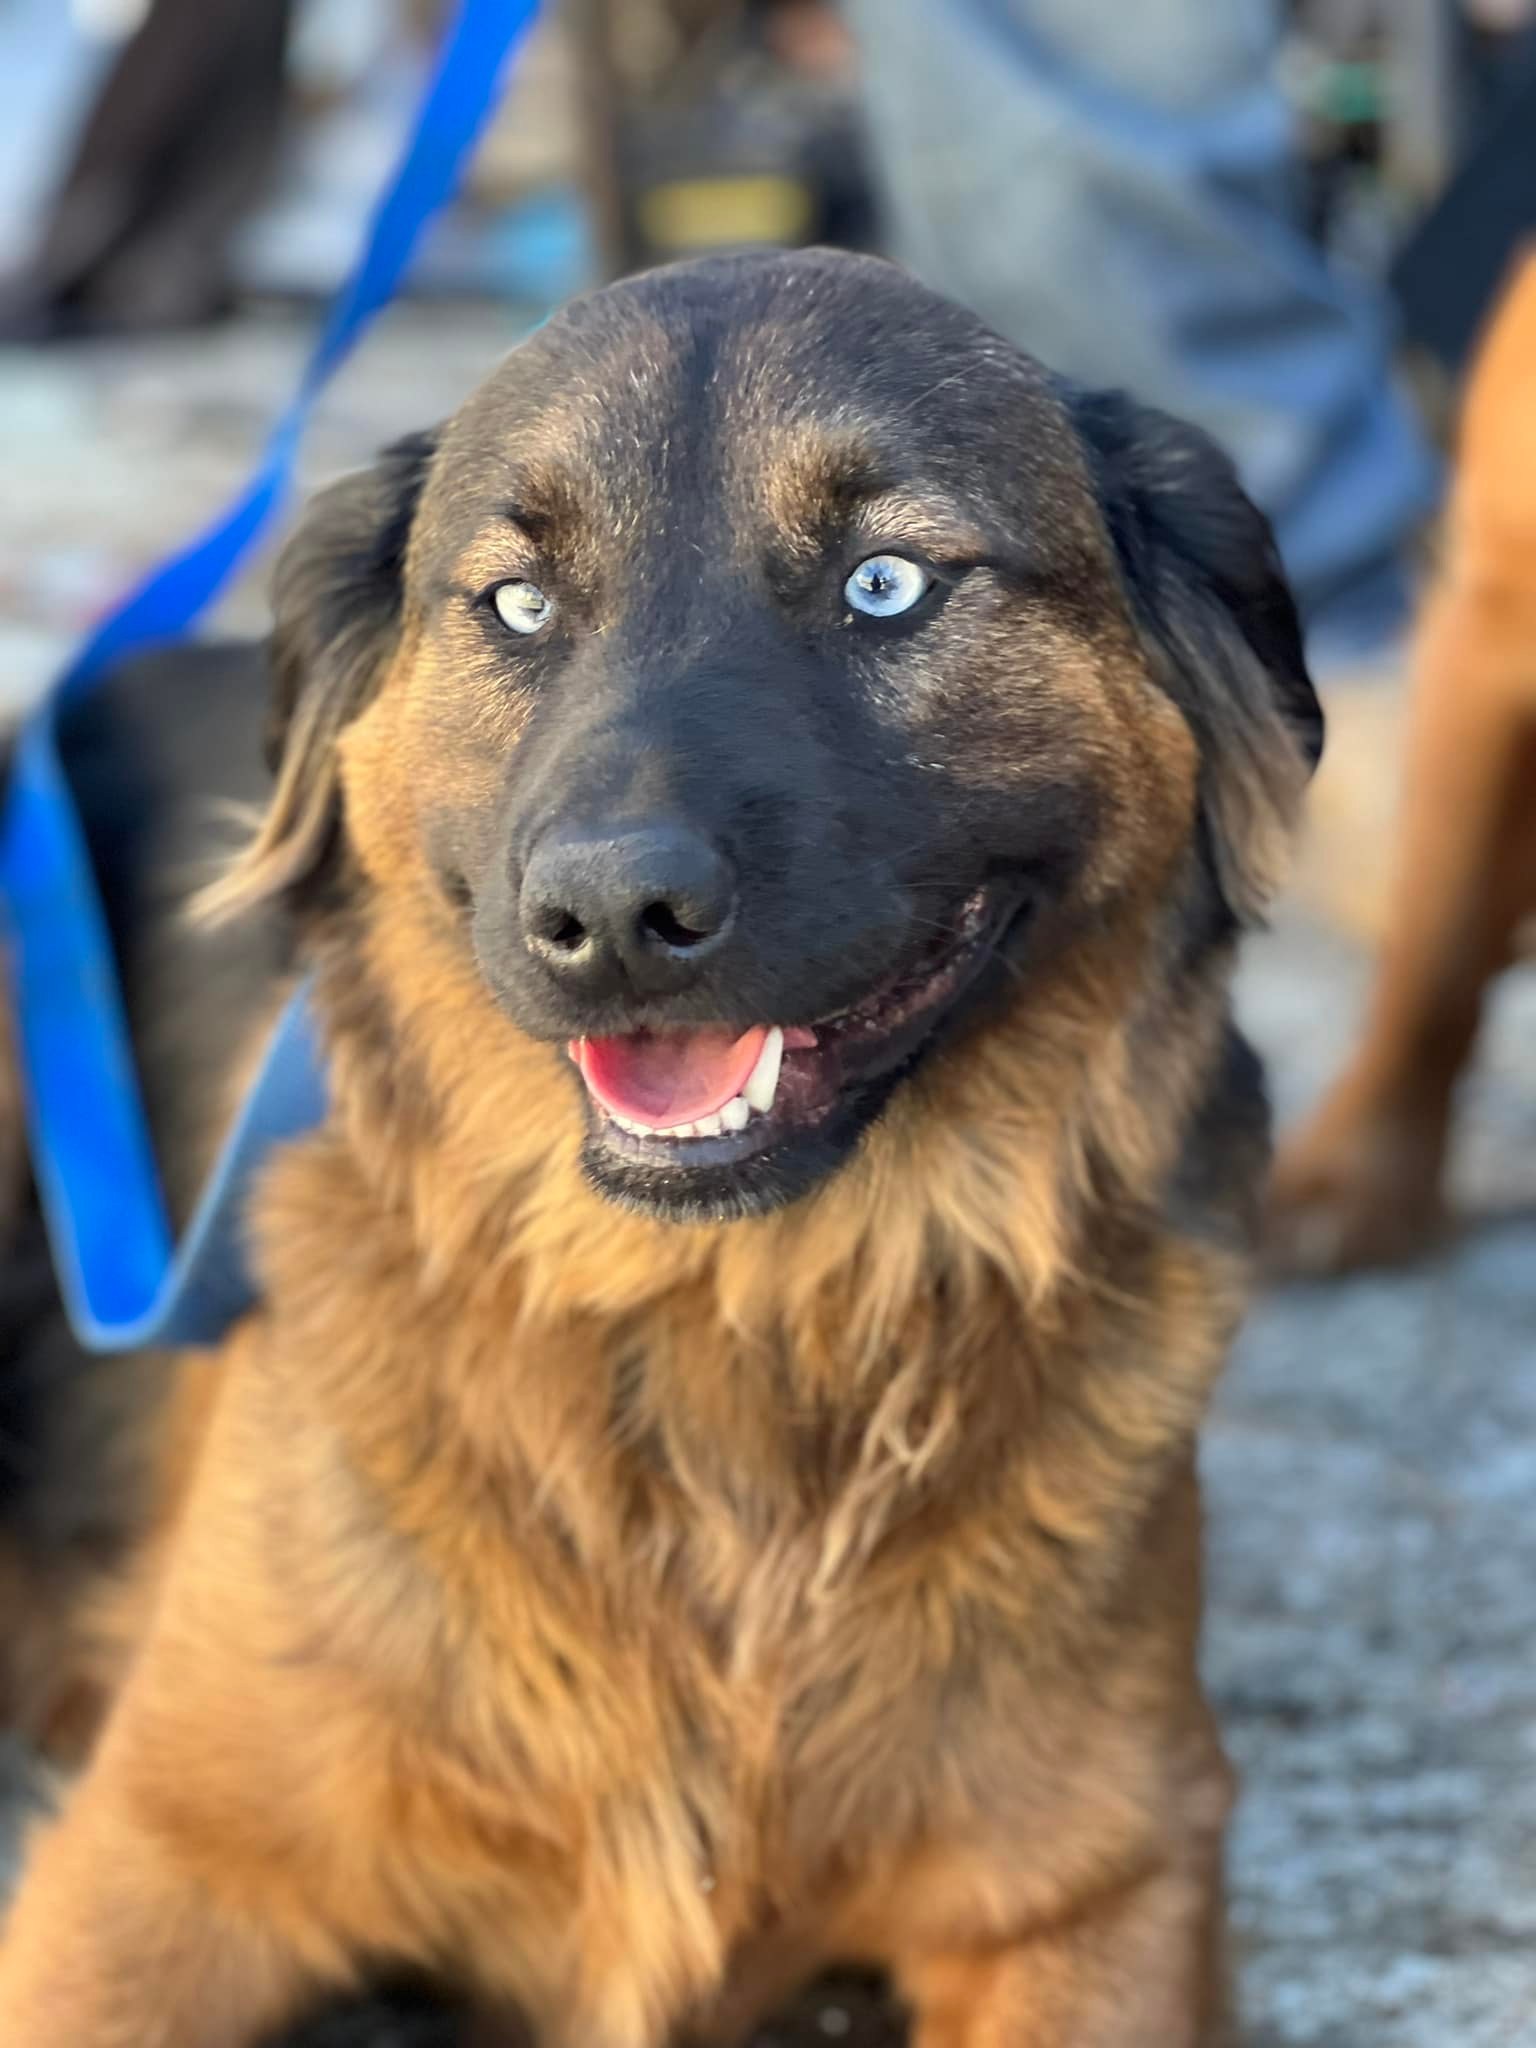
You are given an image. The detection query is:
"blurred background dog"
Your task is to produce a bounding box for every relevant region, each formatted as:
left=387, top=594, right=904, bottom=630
left=1271, top=249, right=1536, bottom=1272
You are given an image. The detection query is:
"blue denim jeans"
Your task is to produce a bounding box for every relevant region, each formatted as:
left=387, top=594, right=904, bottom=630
left=844, top=0, right=1441, bottom=656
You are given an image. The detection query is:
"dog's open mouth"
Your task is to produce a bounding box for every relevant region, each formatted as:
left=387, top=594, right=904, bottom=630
left=570, top=885, right=1017, bottom=1201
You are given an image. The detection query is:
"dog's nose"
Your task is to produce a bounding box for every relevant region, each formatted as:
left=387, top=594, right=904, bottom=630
left=520, top=823, right=738, bottom=995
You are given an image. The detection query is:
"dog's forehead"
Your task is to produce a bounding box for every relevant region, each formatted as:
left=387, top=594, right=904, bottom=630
left=425, top=254, right=1096, bottom=557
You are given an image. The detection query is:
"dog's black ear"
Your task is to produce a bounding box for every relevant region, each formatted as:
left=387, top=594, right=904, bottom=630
left=200, top=429, right=438, bottom=922
left=1067, top=388, right=1323, bottom=925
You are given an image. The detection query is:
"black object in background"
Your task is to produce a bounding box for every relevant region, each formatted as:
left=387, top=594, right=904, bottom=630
left=1392, top=41, right=1536, bottom=376
left=0, top=0, right=293, bottom=341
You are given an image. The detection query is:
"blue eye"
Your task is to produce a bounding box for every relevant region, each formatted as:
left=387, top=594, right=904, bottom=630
left=492, top=580, right=555, bottom=635
left=844, top=553, right=931, bottom=619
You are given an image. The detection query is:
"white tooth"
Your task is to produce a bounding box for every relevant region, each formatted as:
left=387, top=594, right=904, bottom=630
left=667, top=1121, right=698, bottom=1138
left=720, top=1096, right=751, bottom=1133
left=692, top=1112, right=725, bottom=1139
left=614, top=1115, right=648, bottom=1136
left=742, top=1026, right=784, bottom=1115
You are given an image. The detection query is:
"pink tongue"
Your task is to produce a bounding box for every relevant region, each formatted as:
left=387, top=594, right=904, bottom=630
left=574, top=1025, right=768, bottom=1128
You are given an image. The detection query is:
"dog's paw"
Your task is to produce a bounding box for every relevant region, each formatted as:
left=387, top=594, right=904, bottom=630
left=1265, top=1085, right=1449, bottom=1276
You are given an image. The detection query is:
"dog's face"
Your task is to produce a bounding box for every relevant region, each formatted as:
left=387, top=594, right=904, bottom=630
left=239, top=251, right=1320, bottom=1222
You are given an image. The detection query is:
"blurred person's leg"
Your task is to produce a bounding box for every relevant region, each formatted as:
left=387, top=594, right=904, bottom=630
left=844, top=0, right=1440, bottom=654
left=0, top=0, right=292, bottom=338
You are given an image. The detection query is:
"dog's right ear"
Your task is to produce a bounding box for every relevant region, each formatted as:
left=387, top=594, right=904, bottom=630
left=1063, top=387, right=1322, bottom=927
left=200, top=428, right=438, bottom=922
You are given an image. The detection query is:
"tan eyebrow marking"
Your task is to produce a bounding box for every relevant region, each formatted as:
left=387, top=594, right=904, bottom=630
left=495, top=504, right=559, bottom=547
left=755, top=429, right=993, bottom=563
left=842, top=489, right=993, bottom=560
left=450, top=525, right=547, bottom=593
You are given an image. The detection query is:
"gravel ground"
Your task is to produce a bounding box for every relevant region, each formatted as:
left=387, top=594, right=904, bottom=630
left=2, top=308, right=1533, bottom=2046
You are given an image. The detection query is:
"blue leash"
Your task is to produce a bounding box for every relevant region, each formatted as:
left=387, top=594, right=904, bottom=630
left=0, top=0, right=543, bottom=1352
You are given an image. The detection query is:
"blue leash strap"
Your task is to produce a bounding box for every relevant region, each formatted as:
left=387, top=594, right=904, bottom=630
left=0, top=0, right=543, bottom=1351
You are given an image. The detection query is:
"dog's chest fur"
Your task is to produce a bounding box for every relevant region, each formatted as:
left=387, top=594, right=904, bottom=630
left=192, top=1097, right=1228, bottom=2041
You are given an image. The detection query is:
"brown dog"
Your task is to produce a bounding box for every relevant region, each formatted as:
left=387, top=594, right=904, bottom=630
left=1269, top=250, right=1536, bottom=1272
left=0, top=250, right=1320, bottom=2046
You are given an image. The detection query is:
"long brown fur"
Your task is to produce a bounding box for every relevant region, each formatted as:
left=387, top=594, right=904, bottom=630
left=0, top=251, right=1317, bottom=2047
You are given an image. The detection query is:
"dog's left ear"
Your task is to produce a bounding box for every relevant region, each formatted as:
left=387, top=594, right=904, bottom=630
left=198, top=428, right=439, bottom=922
left=1066, top=387, right=1324, bottom=925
